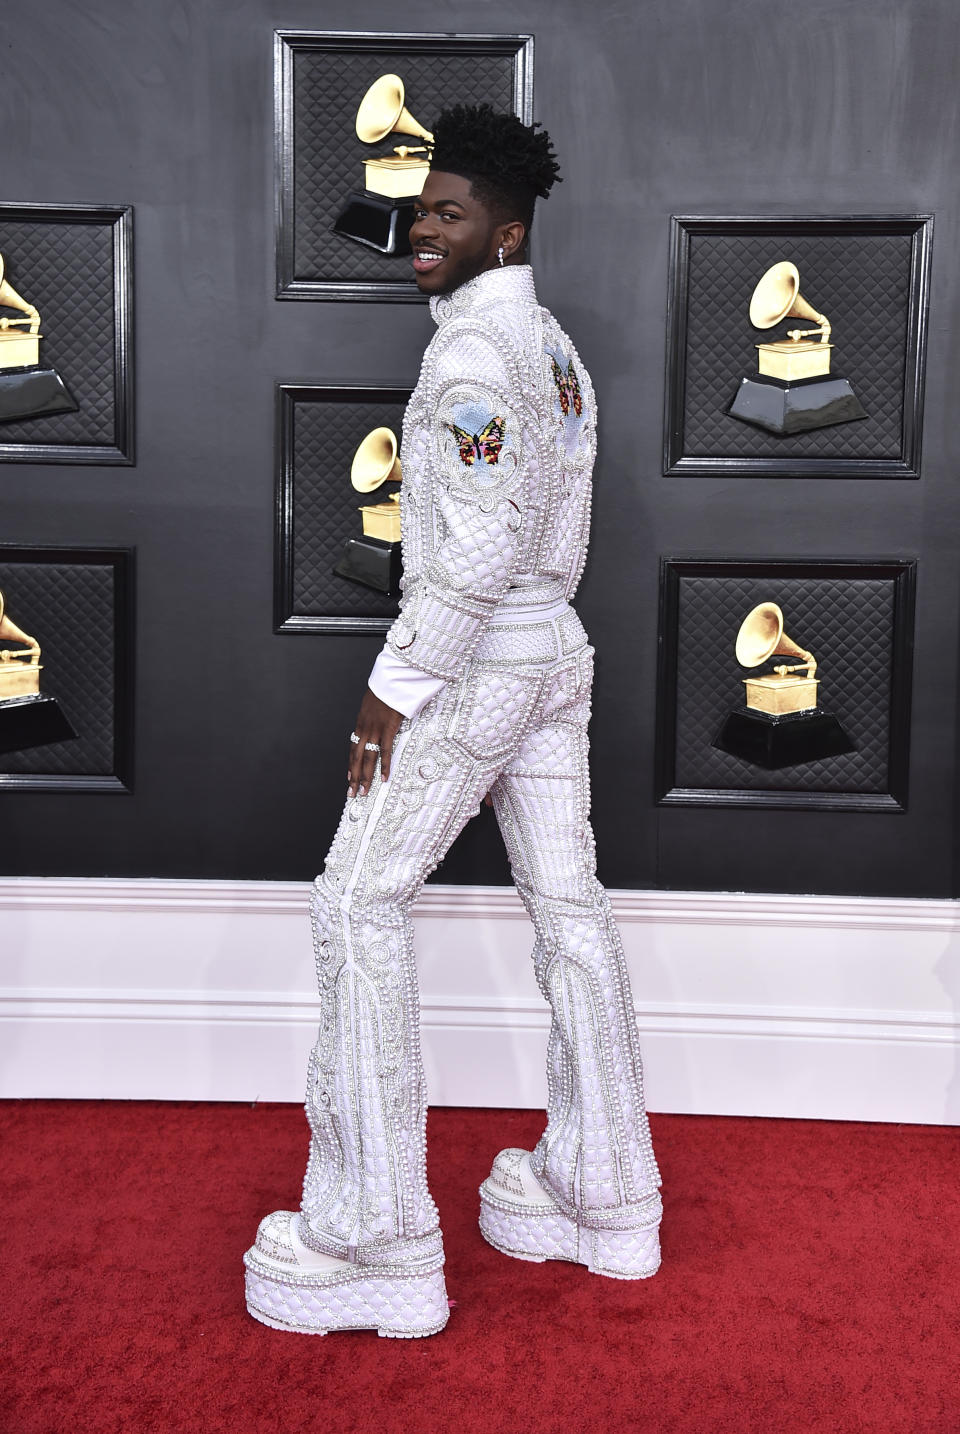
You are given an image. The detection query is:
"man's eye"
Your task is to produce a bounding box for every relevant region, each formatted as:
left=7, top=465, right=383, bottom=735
left=441, top=212, right=459, bottom=221
left=413, top=208, right=427, bottom=220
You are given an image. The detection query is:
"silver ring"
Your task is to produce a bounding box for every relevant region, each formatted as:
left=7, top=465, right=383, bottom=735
left=364, top=741, right=380, bottom=753
left=349, top=731, right=360, bottom=745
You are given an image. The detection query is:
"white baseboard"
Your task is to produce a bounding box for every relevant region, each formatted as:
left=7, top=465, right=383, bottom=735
left=1, top=878, right=958, bottom=1124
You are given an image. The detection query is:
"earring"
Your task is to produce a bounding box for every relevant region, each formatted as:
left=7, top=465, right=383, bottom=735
left=498, top=245, right=505, bottom=267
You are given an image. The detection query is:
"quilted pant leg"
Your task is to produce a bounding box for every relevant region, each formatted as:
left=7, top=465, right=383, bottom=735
left=298, top=678, right=523, bottom=1264
left=491, top=661, right=662, bottom=1227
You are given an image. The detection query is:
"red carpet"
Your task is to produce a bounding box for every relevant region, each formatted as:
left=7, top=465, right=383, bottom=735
left=1, top=1101, right=957, bottom=1434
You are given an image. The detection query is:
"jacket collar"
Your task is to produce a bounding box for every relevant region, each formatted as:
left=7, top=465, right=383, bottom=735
left=429, top=264, right=538, bottom=326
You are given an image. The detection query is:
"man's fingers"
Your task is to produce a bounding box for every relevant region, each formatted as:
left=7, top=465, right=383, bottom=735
left=380, top=731, right=394, bottom=783
left=348, top=741, right=366, bottom=797
left=358, top=740, right=380, bottom=796
left=347, top=734, right=367, bottom=797
left=347, top=717, right=401, bottom=797
left=356, top=734, right=380, bottom=796
left=347, top=690, right=404, bottom=797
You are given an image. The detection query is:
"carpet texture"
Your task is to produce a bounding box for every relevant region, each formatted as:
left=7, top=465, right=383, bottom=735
left=1, top=1101, right=957, bottom=1434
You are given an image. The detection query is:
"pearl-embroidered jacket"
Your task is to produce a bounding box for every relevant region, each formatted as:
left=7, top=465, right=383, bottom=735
left=380, top=265, right=597, bottom=689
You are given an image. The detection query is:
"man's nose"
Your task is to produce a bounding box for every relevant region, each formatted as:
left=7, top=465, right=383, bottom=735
left=409, top=212, right=437, bottom=241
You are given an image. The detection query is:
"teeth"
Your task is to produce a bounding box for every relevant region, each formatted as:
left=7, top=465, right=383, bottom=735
left=418, top=251, right=443, bottom=261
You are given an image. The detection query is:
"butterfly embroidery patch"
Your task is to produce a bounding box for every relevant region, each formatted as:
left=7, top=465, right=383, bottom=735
left=549, top=356, right=583, bottom=418
left=445, top=416, right=506, bottom=466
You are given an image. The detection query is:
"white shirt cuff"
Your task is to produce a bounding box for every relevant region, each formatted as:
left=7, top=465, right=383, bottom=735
left=368, top=646, right=446, bottom=720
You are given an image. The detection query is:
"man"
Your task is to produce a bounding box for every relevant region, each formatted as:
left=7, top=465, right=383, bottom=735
left=243, top=104, right=662, bottom=1338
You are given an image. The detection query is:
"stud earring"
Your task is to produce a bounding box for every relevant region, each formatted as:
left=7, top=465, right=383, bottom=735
left=498, top=245, right=505, bottom=267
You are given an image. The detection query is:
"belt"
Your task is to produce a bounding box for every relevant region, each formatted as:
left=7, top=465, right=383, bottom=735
left=490, top=578, right=568, bottom=624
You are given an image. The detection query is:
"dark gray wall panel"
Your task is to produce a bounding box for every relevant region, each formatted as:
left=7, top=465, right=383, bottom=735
left=276, top=386, right=409, bottom=631
left=655, top=560, right=916, bottom=813
left=279, top=33, right=531, bottom=298
left=0, top=550, right=132, bottom=789
left=0, top=206, right=133, bottom=463
left=2, top=0, right=959, bottom=898
left=664, top=218, right=932, bottom=476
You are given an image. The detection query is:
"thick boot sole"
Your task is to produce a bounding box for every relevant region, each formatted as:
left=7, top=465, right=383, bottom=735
left=478, top=1182, right=661, bottom=1281
left=243, top=1258, right=450, bottom=1337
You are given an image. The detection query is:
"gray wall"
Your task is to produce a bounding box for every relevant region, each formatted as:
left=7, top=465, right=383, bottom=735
left=3, top=0, right=959, bottom=896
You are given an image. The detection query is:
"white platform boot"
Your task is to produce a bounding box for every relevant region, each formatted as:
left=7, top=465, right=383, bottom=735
left=243, top=1211, right=450, bottom=1337
left=479, top=1149, right=662, bottom=1280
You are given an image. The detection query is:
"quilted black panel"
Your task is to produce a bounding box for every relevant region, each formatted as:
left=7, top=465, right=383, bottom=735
left=288, top=394, right=409, bottom=620
left=290, top=45, right=517, bottom=288
left=0, top=559, right=118, bottom=776
left=0, top=220, right=116, bottom=449
left=680, top=229, right=912, bottom=460
left=672, top=575, right=895, bottom=793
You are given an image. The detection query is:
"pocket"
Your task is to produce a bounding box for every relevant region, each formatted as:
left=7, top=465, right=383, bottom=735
left=558, top=609, right=588, bottom=655
left=537, top=648, right=594, bottom=725
left=449, top=668, right=543, bottom=762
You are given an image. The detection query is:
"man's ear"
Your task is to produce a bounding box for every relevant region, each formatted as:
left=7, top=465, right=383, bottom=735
left=499, top=220, right=527, bottom=261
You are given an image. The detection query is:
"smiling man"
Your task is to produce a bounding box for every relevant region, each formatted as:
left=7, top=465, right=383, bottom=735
left=243, top=104, right=663, bottom=1338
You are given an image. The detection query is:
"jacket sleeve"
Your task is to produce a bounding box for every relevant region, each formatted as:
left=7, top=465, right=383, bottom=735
left=383, top=329, right=530, bottom=684
left=367, top=645, right=445, bottom=719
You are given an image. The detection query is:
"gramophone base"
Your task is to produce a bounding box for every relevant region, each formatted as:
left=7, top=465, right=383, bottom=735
left=0, top=366, right=79, bottom=424
left=332, top=193, right=415, bottom=256
left=0, top=693, right=77, bottom=756
left=713, top=707, right=856, bottom=770
left=727, top=373, right=867, bottom=436
left=334, top=536, right=402, bottom=597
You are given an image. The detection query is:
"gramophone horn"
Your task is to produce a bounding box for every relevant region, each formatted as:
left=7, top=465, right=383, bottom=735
left=748, top=261, right=826, bottom=332
left=735, top=601, right=814, bottom=673
left=350, top=427, right=402, bottom=493
left=0, top=590, right=41, bottom=658
left=355, top=74, right=434, bottom=146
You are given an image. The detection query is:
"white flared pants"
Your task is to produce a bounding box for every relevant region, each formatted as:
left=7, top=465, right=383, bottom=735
left=297, top=597, right=661, bottom=1268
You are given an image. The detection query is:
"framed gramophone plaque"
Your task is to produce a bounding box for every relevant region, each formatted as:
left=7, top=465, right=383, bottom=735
left=0, top=547, right=133, bottom=792
left=275, top=384, right=412, bottom=634
left=274, top=31, right=534, bottom=302
left=0, top=205, right=133, bottom=465
left=663, top=216, right=932, bottom=477
left=654, top=559, right=916, bottom=812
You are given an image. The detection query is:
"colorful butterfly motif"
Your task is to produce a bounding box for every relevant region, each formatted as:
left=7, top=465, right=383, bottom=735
left=550, top=356, right=583, bottom=418
left=445, top=416, right=506, bottom=466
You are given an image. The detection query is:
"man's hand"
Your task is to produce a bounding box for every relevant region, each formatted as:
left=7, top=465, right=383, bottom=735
left=348, top=687, right=404, bottom=798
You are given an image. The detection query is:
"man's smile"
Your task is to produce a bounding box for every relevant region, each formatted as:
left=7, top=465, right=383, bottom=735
left=412, top=245, right=448, bottom=274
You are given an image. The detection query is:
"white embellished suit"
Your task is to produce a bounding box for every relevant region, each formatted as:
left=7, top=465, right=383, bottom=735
left=244, top=265, right=662, bottom=1337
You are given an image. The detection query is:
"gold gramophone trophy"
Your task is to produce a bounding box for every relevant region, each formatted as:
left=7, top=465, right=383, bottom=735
left=332, top=75, right=433, bottom=256
left=0, top=589, right=76, bottom=754
left=712, top=602, right=855, bottom=769
left=0, top=253, right=79, bottom=423
left=727, top=262, right=867, bottom=435
left=333, top=427, right=403, bottom=596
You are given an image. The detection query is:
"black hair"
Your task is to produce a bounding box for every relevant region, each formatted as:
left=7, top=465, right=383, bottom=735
left=428, top=103, right=561, bottom=237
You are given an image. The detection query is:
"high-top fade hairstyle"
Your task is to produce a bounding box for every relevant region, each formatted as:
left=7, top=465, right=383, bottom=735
left=428, top=104, right=562, bottom=240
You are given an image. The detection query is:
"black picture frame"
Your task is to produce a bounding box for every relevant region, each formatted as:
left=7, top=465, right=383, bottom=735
left=663, top=215, right=933, bottom=478
left=275, top=383, right=413, bottom=634
left=0, top=204, right=134, bottom=465
left=0, top=545, right=134, bottom=792
left=655, top=558, right=916, bottom=812
left=274, top=30, right=534, bottom=302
